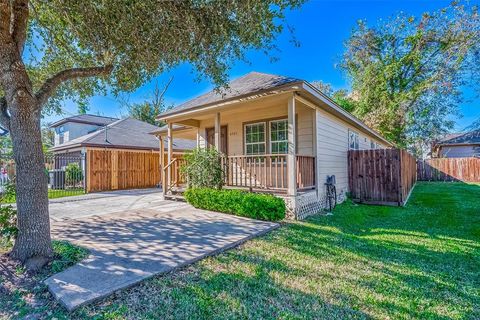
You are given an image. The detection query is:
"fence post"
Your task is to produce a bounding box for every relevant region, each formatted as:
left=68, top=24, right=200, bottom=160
left=81, top=153, right=86, bottom=192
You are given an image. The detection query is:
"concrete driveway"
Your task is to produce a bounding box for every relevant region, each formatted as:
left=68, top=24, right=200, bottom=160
left=45, top=190, right=279, bottom=311
left=48, top=188, right=168, bottom=221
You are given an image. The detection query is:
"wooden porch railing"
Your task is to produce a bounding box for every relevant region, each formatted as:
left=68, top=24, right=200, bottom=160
left=162, top=158, right=187, bottom=194
left=296, top=155, right=316, bottom=190
left=164, top=154, right=316, bottom=193
left=222, top=154, right=316, bottom=191
left=222, top=154, right=288, bottom=190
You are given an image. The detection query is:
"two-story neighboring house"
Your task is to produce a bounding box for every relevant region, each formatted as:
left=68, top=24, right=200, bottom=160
left=50, top=114, right=119, bottom=146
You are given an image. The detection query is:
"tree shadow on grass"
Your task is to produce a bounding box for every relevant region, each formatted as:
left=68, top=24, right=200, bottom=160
left=278, top=182, right=480, bottom=319
left=72, top=253, right=373, bottom=320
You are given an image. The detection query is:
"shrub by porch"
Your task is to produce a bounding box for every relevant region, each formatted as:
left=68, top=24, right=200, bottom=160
left=184, top=188, right=285, bottom=221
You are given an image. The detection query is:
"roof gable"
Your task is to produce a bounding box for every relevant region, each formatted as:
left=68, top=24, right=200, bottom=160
left=160, top=72, right=301, bottom=118
left=50, top=114, right=119, bottom=128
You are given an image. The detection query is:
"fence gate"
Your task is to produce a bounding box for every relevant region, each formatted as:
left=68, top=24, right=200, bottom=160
left=86, top=149, right=160, bottom=192
left=348, top=149, right=417, bottom=206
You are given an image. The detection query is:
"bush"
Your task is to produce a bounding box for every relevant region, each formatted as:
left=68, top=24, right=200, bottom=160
left=181, top=148, right=224, bottom=189
left=2, top=182, right=16, bottom=203
left=0, top=182, right=17, bottom=245
left=65, top=163, right=83, bottom=187
left=0, top=205, right=17, bottom=244
left=184, top=188, right=285, bottom=221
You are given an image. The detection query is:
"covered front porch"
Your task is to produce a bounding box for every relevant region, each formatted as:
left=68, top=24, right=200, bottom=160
left=156, top=92, right=318, bottom=198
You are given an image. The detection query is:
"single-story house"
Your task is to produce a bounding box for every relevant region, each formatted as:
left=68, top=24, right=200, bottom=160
left=432, top=129, right=480, bottom=158
left=153, top=71, right=393, bottom=218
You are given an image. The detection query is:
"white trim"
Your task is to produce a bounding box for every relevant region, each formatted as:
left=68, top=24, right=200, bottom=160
left=348, top=129, right=359, bottom=150
left=269, top=118, right=288, bottom=154
left=244, top=121, right=267, bottom=155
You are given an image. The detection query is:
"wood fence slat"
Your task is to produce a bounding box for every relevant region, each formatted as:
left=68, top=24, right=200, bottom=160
left=417, top=157, right=480, bottom=182
left=348, top=148, right=417, bottom=206
left=87, top=149, right=164, bottom=192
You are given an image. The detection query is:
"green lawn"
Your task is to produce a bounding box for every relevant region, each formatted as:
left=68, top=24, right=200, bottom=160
left=47, top=188, right=85, bottom=200
left=3, top=182, right=480, bottom=319
left=2, top=188, right=85, bottom=204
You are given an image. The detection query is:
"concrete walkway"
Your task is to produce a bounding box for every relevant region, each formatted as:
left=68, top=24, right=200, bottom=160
left=45, top=199, right=278, bottom=311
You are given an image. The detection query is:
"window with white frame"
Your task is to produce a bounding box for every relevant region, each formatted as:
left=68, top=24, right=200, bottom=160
left=349, top=130, right=359, bottom=150
left=370, top=139, right=376, bottom=149
left=245, top=122, right=266, bottom=155
left=270, top=119, right=288, bottom=154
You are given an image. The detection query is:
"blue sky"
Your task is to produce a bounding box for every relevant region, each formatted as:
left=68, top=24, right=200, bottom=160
left=48, top=0, right=480, bottom=131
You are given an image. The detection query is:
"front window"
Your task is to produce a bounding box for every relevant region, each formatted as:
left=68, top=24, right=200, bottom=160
left=370, top=140, right=376, bottom=149
left=349, top=130, right=359, bottom=150
left=245, top=122, right=266, bottom=155
left=270, top=119, right=288, bottom=154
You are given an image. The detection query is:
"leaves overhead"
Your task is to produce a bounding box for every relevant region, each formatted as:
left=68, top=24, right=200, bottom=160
left=340, top=1, right=480, bottom=149
left=26, top=0, right=304, bottom=112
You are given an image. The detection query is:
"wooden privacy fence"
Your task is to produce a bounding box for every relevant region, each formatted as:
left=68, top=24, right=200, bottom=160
left=417, top=157, right=480, bottom=182
left=86, top=149, right=160, bottom=192
left=348, top=149, right=417, bottom=206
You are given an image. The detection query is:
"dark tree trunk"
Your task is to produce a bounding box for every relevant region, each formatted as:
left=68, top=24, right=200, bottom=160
left=9, top=101, right=53, bottom=265
left=1, top=39, right=54, bottom=266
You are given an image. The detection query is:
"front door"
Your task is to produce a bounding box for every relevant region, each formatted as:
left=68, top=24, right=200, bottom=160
left=206, top=126, right=228, bottom=154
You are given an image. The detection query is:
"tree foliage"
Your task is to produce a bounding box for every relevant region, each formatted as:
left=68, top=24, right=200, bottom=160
left=124, top=78, right=173, bottom=125
left=25, top=0, right=304, bottom=111
left=340, top=2, right=480, bottom=149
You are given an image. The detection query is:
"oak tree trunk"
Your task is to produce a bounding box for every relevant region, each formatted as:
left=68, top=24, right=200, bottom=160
left=9, top=102, right=53, bottom=265
left=2, top=41, right=54, bottom=266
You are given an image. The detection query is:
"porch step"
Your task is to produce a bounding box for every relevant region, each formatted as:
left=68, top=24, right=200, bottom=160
left=164, top=194, right=186, bottom=202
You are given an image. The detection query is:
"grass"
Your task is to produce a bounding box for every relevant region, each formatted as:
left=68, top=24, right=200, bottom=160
left=47, top=189, right=85, bottom=200
left=2, top=188, right=85, bottom=204
left=2, top=182, right=480, bottom=319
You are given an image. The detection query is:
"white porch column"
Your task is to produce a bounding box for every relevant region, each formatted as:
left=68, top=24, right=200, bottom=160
left=159, top=135, right=165, bottom=194
left=214, top=112, right=221, bottom=152
left=196, top=127, right=201, bottom=148
left=167, top=122, right=173, bottom=192
left=288, top=94, right=297, bottom=197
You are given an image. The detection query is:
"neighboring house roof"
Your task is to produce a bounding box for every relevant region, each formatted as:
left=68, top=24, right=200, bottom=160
left=437, top=129, right=480, bottom=146
left=51, top=117, right=195, bottom=152
left=50, top=114, right=119, bottom=128
left=157, top=71, right=392, bottom=146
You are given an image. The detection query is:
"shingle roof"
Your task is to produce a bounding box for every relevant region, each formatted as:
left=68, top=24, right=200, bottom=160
left=50, top=114, right=119, bottom=128
left=438, top=129, right=480, bottom=145
left=159, top=72, right=301, bottom=118
left=51, top=117, right=196, bottom=151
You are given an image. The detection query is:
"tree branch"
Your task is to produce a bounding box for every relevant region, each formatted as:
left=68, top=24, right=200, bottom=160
left=0, top=97, right=11, bottom=131
left=35, top=65, right=113, bottom=107
left=12, top=0, right=29, bottom=55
